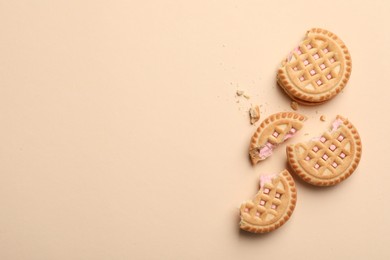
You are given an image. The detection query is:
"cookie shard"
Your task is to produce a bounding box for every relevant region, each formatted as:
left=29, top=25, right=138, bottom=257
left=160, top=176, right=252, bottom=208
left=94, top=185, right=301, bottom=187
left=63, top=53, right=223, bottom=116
left=277, top=28, right=352, bottom=105
left=249, top=105, right=260, bottom=125
left=239, top=169, right=297, bottom=233
left=249, top=112, right=307, bottom=165
left=287, top=115, right=362, bottom=186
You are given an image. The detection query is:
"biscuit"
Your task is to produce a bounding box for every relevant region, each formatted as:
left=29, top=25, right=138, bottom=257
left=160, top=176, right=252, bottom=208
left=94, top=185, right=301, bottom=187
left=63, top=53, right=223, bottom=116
left=239, top=169, right=297, bottom=233
left=286, top=115, right=362, bottom=186
left=277, top=28, right=352, bottom=105
left=249, top=112, right=306, bottom=164
left=249, top=105, right=260, bottom=125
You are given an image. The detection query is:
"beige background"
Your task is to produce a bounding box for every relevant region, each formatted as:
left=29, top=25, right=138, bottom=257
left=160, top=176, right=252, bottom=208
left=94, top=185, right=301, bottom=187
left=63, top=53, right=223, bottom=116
left=1, top=1, right=389, bottom=259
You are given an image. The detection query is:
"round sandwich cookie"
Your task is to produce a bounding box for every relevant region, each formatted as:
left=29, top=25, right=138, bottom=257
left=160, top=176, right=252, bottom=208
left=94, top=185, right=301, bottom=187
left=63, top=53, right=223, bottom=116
left=249, top=112, right=307, bottom=165
left=239, top=170, right=297, bottom=233
left=277, top=28, right=352, bottom=105
left=286, top=115, right=362, bottom=186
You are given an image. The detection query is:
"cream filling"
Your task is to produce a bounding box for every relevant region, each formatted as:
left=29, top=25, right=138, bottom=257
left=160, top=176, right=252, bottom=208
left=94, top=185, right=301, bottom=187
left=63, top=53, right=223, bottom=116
left=331, top=118, right=343, bottom=132
left=260, top=173, right=278, bottom=188
left=286, top=46, right=300, bottom=63
left=258, top=142, right=275, bottom=160
left=311, top=118, right=343, bottom=142
left=258, top=132, right=297, bottom=160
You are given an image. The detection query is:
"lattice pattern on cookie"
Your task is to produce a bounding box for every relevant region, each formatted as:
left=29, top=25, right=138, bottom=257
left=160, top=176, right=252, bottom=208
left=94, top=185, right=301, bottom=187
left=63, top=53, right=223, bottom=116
left=286, top=37, right=342, bottom=92
left=242, top=177, right=286, bottom=223
left=299, top=127, right=353, bottom=177
left=277, top=28, right=352, bottom=105
left=240, top=170, right=297, bottom=233
left=250, top=112, right=306, bottom=164
left=287, top=115, right=362, bottom=186
left=266, top=123, right=297, bottom=145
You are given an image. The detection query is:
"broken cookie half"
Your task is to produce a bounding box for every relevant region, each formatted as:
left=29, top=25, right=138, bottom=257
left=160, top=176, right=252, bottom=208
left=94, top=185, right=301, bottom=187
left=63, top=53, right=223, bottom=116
left=286, top=115, right=362, bottom=186
left=240, top=169, right=297, bottom=233
left=249, top=112, right=307, bottom=164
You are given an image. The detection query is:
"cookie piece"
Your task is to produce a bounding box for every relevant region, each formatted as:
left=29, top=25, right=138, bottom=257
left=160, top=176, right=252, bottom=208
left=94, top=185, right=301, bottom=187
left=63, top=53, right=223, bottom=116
left=277, top=28, right=352, bottom=105
left=249, top=105, right=260, bottom=125
left=290, top=101, right=299, bottom=111
left=286, top=115, right=362, bottom=186
left=239, top=169, right=297, bottom=233
left=249, top=112, right=306, bottom=164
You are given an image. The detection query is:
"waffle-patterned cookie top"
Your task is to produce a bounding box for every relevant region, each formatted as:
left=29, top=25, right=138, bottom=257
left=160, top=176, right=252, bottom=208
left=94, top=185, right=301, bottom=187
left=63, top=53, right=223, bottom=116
left=287, top=116, right=362, bottom=186
left=278, top=28, right=352, bottom=104
left=240, top=170, right=297, bottom=233
left=249, top=112, right=306, bottom=164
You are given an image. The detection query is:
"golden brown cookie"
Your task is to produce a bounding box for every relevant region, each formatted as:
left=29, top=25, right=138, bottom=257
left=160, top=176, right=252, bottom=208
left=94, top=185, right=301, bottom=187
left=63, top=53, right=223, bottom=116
left=249, top=105, right=260, bottom=125
left=239, top=169, right=297, bottom=233
left=249, top=112, right=307, bottom=164
left=286, top=115, right=362, bottom=186
left=277, top=28, right=352, bottom=105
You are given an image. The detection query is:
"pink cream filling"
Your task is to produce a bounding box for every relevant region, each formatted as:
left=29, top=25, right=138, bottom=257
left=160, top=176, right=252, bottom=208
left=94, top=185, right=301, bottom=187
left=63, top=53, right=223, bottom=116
left=311, top=118, right=343, bottom=142
left=260, top=174, right=277, bottom=188
left=331, top=118, right=343, bottom=132
left=259, top=142, right=275, bottom=159
left=258, top=131, right=297, bottom=160
left=286, top=46, right=301, bottom=62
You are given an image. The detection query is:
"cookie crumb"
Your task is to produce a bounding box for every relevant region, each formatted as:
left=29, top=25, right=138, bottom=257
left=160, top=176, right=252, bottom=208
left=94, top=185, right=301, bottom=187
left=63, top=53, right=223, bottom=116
left=290, top=101, right=298, bottom=110
left=320, top=115, right=326, bottom=122
left=236, top=90, right=244, bottom=96
left=249, top=105, right=260, bottom=125
left=243, top=94, right=250, bottom=99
